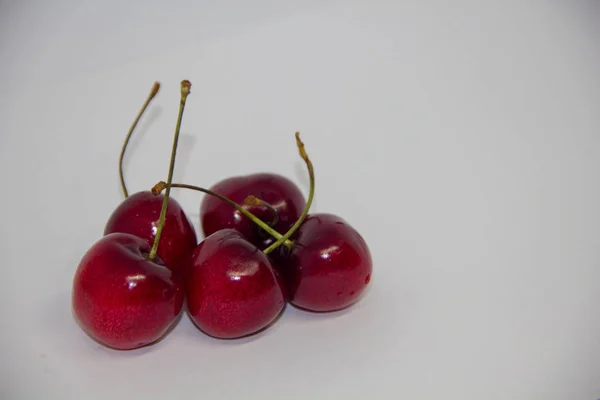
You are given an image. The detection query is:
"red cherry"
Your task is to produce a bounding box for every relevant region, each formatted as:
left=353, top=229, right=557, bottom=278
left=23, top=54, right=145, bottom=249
left=200, top=173, right=305, bottom=249
left=186, top=229, right=285, bottom=339
left=72, top=233, right=184, bottom=350
left=104, top=191, right=197, bottom=275
left=107, top=81, right=196, bottom=275
left=284, top=213, right=372, bottom=312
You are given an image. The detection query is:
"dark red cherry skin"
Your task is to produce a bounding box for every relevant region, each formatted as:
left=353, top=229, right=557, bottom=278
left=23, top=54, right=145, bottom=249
left=72, top=233, right=184, bottom=350
left=104, top=191, right=197, bottom=275
left=200, top=173, right=305, bottom=250
left=285, top=213, right=372, bottom=312
left=186, top=229, right=285, bottom=339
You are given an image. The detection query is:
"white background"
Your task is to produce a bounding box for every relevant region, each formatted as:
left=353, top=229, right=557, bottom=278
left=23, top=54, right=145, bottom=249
left=1, top=1, right=599, bottom=399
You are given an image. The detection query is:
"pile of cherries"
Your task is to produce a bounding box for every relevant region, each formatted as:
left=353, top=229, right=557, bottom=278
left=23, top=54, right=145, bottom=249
left=72, top=81, right=373, bottom=350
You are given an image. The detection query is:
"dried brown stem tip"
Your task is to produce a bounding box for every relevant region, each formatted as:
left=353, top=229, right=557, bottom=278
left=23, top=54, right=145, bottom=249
left=295, top=132, right=308, bottom=161
left=181, top=80, right=192, bottom=96
left=151, top=181, right=167, bottom=195
left=150, top=82, right=161, bottom=97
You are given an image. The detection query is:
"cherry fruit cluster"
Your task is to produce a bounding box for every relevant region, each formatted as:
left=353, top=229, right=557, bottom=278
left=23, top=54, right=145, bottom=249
left=72, top=81, right=373, bottom=350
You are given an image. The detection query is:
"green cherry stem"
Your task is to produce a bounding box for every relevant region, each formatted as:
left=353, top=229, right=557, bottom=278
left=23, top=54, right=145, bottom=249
left=148, top=80, right=191, bottom=261
left=151, top=181, right=294, bottom=250
left=151, top=131, right=314, bottom=254
left=261, top=132, right=314, bottom=255
left=119, top=82, right=160, bottom=198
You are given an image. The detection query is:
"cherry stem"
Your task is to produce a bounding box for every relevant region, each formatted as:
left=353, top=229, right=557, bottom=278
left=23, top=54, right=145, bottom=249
left=151, top=182, right=294, bottom=250
left=261, top=132, right=314, bottom=255
left=148, top=80, right=191, bottom=261
left=150, top=132, right=313, bottom=254
left=119, top=82, right=160, bottom=198
left=244, top=196, right=280, bottom=229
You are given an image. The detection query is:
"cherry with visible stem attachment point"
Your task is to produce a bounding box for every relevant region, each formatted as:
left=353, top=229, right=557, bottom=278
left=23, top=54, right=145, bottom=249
left=151, top=131, right=315, bottom=254
left=244, top=196, right=281, bottom=242
left=119, top=81, right=160, bottom=198
left=148, top=80, right=191, bottom=261
left=245, top=196, right=280, bottom=229
left=105, top=81, right=196, bottom=273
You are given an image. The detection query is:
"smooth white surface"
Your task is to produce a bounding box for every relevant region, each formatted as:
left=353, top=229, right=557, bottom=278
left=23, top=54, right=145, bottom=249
left=1, top=1, right=599, bottom=399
